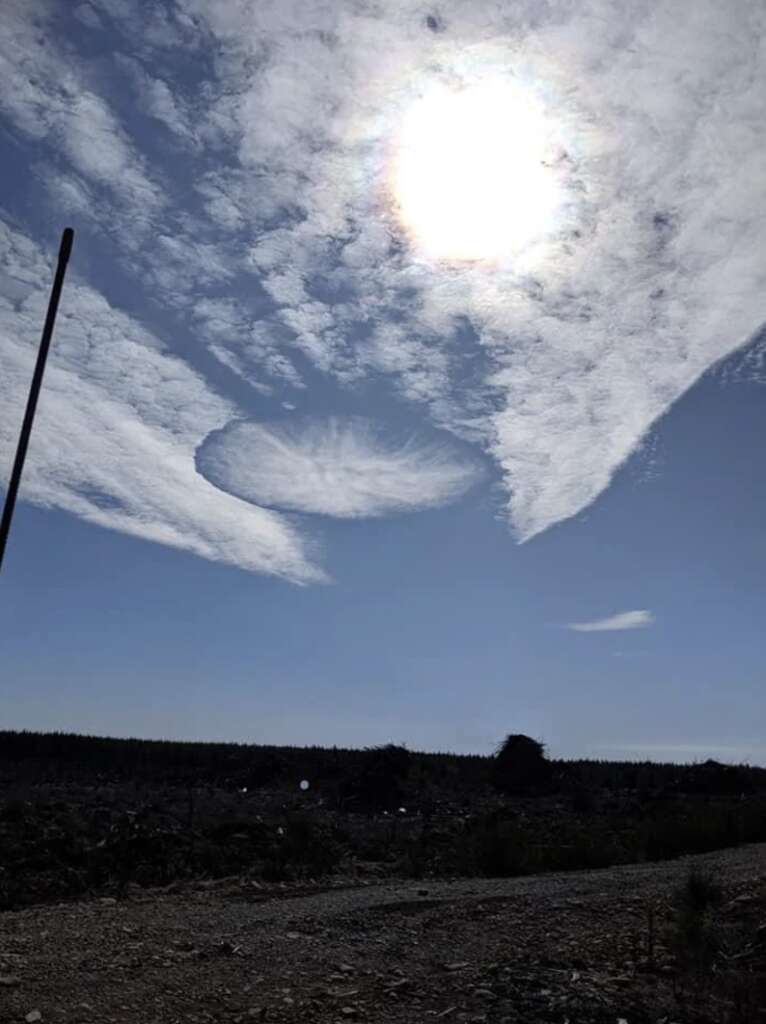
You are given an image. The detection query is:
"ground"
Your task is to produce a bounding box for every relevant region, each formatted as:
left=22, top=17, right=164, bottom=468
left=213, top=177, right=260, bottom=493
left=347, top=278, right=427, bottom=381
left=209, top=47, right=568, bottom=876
left=1, top=843, right=765, bottom=1024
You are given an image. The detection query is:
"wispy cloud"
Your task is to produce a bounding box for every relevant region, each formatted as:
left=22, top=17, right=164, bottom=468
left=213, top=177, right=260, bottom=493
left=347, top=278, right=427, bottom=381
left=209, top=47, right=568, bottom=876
left=0, top=222, right=323, bottom=583
left=567, top=610, right=655, bottom=633
left=1, top=2, right=163, bottom=214
left=185, top=0, right=766, bottom=539
left=196, top=416, right=484, bottom=518
left=2, top=0, right=766, bottom=577
left=115, top=54, right=198, bottom=145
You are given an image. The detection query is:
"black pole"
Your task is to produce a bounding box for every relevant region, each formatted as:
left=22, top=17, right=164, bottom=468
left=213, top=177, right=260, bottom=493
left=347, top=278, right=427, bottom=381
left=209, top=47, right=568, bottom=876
left=0, top=227, right=74, bottom=574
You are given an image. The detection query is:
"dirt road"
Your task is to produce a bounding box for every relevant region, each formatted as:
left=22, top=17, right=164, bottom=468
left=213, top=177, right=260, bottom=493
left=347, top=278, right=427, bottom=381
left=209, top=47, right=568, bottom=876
left=1, top=842, right=765, bottom=1024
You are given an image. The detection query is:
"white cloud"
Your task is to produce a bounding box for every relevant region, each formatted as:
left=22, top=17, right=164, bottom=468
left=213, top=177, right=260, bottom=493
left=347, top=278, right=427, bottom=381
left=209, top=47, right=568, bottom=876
left=0, top=1, right=163, bottom=214
left=567, top=610, right=655, bottom=633
left=0, top=221, right=323, bottom=583
left=184, top=0, right=766, bottom=540
left=196, top=416, right=484, bottom=517
left=4, top=0, right=766, bottom=574
left=115, top=54, right=198, bottom=145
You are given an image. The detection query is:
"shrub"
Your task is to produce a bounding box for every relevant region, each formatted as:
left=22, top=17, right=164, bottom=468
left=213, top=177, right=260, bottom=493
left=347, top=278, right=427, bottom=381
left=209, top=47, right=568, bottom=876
left=339, top=744, right=412, bottom=812
left=668, top=866, right=725, bottom=974
left=265, top=812, right=343, bottom=880
left=491, top=734, right=553, bottom=795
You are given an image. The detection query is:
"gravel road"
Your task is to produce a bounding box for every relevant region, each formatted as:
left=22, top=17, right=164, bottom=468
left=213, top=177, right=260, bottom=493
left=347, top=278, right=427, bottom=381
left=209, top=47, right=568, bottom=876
left=1, top=842, right=765, bottom=1024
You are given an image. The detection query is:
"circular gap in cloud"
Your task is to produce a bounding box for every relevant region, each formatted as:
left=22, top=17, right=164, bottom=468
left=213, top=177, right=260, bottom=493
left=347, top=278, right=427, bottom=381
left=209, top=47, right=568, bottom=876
left=195, top=415, right=485, bottom=518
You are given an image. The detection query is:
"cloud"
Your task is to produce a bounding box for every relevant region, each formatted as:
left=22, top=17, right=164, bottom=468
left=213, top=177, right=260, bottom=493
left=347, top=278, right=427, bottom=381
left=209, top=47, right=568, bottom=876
left=115, top=54, right=198, bottom=145
left=0, top=221, right=323, bottom=583
left=566, top=610, right=655, bottom=633
left=0, top=1, right=163, bottom=214
left=196, top=416, right=484, bottom=517
left=184, top=0, right=766, bottom=540
left=3, top=0, right=766, bottom=574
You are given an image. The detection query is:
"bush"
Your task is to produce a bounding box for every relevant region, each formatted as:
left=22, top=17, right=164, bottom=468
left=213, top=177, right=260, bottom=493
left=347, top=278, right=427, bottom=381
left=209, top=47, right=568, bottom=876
left=339, top=744, right=411, bottom=812
left=491, top=734, right=553, bottom=795
left=264, top=812, right=343, bottom=881
left=668, top=866, right=725, bottom=974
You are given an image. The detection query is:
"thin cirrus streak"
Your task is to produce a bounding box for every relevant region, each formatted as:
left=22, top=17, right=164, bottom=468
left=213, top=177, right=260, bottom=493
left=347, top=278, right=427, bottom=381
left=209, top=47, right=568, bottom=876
left=566, top=610, right=655, bottom=633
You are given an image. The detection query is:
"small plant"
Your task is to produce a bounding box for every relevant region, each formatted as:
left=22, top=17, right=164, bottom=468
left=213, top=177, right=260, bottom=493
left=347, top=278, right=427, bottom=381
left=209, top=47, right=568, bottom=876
left=680, top=865, right=724, bottom=915
left=668, top=866, right=724, bottom=975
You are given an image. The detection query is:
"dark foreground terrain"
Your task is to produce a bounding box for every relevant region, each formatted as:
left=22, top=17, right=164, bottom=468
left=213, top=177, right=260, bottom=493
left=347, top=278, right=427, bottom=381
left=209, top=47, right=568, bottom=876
left=3, top=731, right=766, bottom=914
left=1, top=842, right=765, bottom=1024
left=2, top=732, right=766, bottom=1021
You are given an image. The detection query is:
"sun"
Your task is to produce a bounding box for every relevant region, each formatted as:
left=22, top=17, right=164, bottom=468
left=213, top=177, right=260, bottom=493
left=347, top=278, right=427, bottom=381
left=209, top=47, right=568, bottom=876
left=392, top=78, right=563, bottom=264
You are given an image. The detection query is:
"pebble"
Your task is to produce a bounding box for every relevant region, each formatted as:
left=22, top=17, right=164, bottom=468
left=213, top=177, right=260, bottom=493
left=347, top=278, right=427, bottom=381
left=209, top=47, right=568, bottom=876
left=26, top=1012, right=42, bottom=1023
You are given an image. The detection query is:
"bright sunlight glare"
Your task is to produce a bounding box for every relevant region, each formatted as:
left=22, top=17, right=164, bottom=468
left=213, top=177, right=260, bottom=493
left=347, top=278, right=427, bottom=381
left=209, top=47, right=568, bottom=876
left=393, top=79, right=563, bottom=263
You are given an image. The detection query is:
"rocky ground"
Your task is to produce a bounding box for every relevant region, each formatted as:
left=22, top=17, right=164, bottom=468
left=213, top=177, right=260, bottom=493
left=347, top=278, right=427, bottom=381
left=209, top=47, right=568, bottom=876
left=1, top=842, right=765, bottom=1024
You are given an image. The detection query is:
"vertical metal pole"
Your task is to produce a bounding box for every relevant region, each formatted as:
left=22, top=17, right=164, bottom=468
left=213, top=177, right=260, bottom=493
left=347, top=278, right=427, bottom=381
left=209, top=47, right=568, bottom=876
left=0, top=227, right=74, bottom=574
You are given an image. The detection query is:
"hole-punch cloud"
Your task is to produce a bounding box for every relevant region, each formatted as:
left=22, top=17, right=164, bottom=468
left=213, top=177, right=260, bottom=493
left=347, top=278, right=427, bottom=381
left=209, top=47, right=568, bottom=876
left=196, top=415, right=485, bottom=518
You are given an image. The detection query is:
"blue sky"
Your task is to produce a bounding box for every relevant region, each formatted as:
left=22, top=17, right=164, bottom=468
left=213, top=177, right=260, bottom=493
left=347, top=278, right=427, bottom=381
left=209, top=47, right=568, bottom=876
left=1, top=0, right=765, bottom=762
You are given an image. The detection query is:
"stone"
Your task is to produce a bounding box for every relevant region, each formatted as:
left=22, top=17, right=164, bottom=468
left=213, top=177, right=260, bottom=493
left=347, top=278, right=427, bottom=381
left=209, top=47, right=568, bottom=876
left=0, top=975, right=20, bottom=987
left=26, top=1012, right=42, bottom=1023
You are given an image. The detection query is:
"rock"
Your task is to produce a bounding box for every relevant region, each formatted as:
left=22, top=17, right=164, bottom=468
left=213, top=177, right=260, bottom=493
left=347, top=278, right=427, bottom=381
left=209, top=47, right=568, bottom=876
left=26, top=1012, right=42, bottom=1023
left=385, top=979, right=410, bottom=992
left=0, top=975, right=20, bottom=986
left=340, top=1008, right=357, bottom=1017
left=727, top=894, right=757, bottom=909
left=445, top=962, right=470, bottom=971
left=338, top=963, right=355, bottom=973
left=99, top=897, right=117, bottom=905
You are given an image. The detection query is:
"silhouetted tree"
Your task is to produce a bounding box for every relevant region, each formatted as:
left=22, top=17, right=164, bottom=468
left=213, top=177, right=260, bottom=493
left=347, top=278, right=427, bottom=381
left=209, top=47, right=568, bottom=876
left=491, top=734, right=552, bottom=795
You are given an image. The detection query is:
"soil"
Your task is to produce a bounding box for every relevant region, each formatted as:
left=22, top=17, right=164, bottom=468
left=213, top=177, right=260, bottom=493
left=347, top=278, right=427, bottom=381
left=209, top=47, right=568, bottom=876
left=1, top=842, right=765, bottom=1024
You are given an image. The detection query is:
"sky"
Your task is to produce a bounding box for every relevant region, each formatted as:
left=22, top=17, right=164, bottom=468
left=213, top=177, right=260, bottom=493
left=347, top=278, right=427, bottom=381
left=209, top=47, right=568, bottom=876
left=1, top=0, right=765, bottom=763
